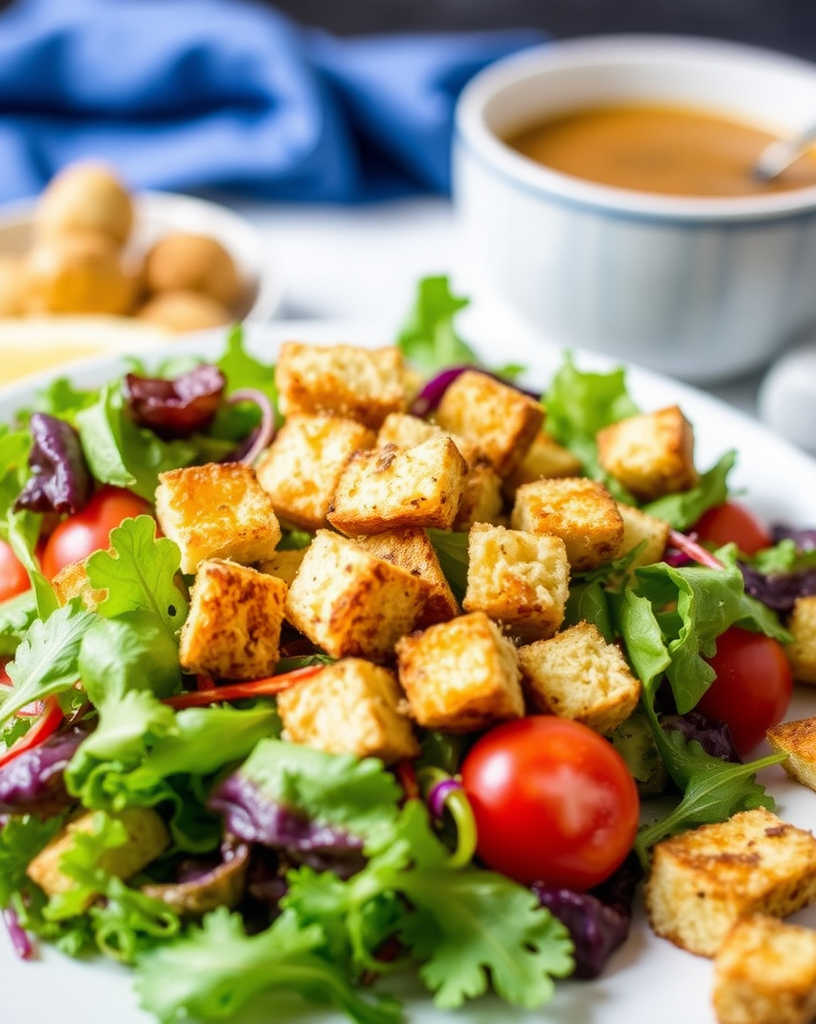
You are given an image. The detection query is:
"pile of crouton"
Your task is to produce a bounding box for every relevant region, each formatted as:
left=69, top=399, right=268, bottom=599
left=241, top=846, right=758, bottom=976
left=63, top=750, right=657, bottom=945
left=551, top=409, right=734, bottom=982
left=52, top=339, right=816, bottom=1023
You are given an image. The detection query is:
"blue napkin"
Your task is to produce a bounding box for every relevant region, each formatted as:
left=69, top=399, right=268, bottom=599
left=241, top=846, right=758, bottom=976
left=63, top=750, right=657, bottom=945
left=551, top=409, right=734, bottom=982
left=0, top=0, right=545, bottom=204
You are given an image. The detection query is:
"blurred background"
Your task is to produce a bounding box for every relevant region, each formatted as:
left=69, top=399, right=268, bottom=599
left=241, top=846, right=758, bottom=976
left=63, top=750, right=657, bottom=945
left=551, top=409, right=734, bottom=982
left=264, top=0, right=816, bottom=60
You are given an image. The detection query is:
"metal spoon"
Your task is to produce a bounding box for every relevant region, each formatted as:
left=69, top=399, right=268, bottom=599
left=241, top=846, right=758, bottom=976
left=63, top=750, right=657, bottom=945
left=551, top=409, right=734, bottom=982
left=754, top=122, right=816, bottom=181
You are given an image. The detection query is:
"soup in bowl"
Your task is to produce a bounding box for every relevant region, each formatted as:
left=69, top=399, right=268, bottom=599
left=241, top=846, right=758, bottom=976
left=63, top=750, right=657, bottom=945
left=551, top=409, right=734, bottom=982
left=453, top=36, right=816, bottom=382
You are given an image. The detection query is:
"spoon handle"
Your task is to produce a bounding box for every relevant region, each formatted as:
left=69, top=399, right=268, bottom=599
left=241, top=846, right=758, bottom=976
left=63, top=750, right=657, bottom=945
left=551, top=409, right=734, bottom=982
left=754, top=122, right=816, bottom=181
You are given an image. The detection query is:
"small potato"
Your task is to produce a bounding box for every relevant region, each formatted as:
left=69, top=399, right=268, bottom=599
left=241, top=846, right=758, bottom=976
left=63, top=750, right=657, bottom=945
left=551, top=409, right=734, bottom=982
left=144, top=232, right=242, bottom=309
left=0, top=254, right=28, bottom=315
left=23, top=230, right=139, bottom=315
left=35, top=162, right=133, bottom=247
left=136, top=289, right=233, bottom=332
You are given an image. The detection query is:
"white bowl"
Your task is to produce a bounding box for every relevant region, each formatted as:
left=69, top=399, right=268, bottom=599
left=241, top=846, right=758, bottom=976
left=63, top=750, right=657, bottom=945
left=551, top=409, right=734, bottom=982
left=453, top=35, right=816, bottom=383
left=0, top=189, right=282, bottom=323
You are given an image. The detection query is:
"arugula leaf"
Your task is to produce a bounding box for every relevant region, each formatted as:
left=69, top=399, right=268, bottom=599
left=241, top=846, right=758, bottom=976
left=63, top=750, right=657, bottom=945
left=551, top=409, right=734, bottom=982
left=396, top=276, right=478, bottom=374
left=643, top=450, right=736, bottom=530
left=75, top=384, right=197, bottom=501
left=85, top=516, right=188, bottom=638
left=135, top=907, right=402, bottom=1024
left=634, top=722, right=784, bottom=862
left=0, top=602, right=94, bottom=724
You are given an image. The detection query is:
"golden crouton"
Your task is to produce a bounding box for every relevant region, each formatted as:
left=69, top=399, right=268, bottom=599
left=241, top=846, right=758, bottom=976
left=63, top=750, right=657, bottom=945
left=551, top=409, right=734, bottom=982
left=257, top=547, right=308, bottom=586
left=355, top=528, right=459, bottom=627
left=617, top=502, right=670, bottom=568
left=645, top=807, right=816, bottom=957
left=518, top=621, right=640, bottom=734
left=376, top=413, right=503, bottom=531
left=396, top=610, right=524, bottom=733
left=155, top=463, right=281, bottom=574
left=284, top=530, right=431, bottom=662
left=454, top=457, right=504, bottom=532
left=502, top=429, right=584, bottom=498
left=510, top=477, right=624, bottom=571
left=597, top=405, right=699, bottom=500
left=51, top=559, right=104, bottom=610
left=275, top=341, right=408, bottom=429
left=784, top=596, right=816, bottom=684
left=254, top=414, right=375, bottom=531
left=713, top=914, right=816, bottom=1024
left=277, top=657, right=420, bottom=764
left=767, top=717, right=816, bottom=791
left=463, top=523, right=569, bottom=642
left=179, top=559, right=288, bottom=680
left=377, top=412, right=442, bottom=449
left=27, top=808, right=169, bottom=901
left=328, top=437, right=467, bottom=535
left=434, top=370, right=544, bottom=478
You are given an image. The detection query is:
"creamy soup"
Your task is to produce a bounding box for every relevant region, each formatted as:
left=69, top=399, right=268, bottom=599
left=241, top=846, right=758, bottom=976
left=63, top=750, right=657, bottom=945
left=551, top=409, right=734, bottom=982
left=505, top=105, right=816, bottom=197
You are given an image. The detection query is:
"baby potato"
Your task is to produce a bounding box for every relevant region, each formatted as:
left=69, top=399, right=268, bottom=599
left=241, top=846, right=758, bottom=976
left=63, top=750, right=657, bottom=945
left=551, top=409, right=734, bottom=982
left=136, top=289, right=233, bottom=332
left=34, top=161, right=134, bottom=247
left=144, top=232, right=242, bottom=309
left=24, top=230, right=139, bottom=315
left=0, top=254, right=28, bottom=315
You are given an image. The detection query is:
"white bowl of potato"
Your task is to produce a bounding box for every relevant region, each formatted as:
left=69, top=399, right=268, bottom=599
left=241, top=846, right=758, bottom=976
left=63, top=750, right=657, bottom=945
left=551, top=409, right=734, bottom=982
left=0, top=162, right=281, bottom=378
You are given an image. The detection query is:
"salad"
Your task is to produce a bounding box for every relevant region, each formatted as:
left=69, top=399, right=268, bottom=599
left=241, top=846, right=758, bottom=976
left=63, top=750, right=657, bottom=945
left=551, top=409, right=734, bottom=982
left=1, top=277, right=816, bottom=1024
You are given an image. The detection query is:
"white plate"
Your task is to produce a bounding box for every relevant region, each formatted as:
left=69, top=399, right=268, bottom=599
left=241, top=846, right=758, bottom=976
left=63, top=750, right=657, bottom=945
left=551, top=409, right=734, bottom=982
left=3, top=320, right=816, bottom=1024
left=0, top=190, right=283, bottom=325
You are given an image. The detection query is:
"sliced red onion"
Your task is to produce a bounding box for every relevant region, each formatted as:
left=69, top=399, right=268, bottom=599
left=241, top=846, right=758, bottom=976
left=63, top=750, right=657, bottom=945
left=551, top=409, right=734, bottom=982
left=225, top=388, right=276, bottom=465
left=3, top=907, right=34, bottom=959
left=409, top=366, right=540, bottom=419
left=667, top=529, right=723, bottom=570
left=427, top=776, right=463, bottom=819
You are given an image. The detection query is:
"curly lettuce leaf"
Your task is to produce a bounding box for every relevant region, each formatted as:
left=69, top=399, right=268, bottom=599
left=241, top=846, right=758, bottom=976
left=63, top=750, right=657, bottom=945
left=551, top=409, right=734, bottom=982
left=135, top=907, right=402, bottom=1024
left=85, top=515, right=188, bottom=639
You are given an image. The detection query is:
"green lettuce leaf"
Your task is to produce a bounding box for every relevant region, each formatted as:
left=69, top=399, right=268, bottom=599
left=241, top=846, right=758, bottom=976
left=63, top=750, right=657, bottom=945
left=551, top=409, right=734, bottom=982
left=0, top=601, right=94, bottom=724
left=397, top=275, right=477, bottom=374
left=643, top=450, right=736, bottom=530
left=135, top=907, right=402, bottom=1024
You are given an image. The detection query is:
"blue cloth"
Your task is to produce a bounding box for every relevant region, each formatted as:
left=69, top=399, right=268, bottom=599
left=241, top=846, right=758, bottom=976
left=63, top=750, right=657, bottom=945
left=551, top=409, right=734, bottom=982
left=0, top=0, right=545, bottom=204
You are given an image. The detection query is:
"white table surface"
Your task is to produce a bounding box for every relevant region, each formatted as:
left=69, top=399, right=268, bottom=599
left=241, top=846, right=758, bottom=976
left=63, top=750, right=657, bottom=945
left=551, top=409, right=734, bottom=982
left=228, top=194, right=766, bottom=419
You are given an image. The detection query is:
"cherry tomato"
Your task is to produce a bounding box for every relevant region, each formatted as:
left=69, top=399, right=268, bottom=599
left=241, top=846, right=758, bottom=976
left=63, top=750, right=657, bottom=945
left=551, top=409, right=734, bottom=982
left=0, top=539, right=29, bottom=601
left=41, top=485, right=153, bottom=580
left=699, top=626, right=793, bottom=754
left=460, top=716, right=640, bottom=891
left=693, top=502, right=772, bottom=555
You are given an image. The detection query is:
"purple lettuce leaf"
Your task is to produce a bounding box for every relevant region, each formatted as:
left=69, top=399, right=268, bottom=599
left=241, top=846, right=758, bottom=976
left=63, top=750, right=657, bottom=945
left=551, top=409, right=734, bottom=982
left=531, top=857, right=641, bottom=980
left=0, top=725, right=87, bottom=817
left=661, top=710, right=742, bottom=763
left=14, top=413, right=92, bottom=515
left=208, top=772, right=366, bottom=879
left=123, top=365, right=226, bottom=440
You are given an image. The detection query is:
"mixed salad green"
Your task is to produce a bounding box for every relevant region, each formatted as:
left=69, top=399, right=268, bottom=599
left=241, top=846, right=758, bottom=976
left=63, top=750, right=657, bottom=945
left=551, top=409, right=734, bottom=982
left=0, top=277, right=811, bottom=1024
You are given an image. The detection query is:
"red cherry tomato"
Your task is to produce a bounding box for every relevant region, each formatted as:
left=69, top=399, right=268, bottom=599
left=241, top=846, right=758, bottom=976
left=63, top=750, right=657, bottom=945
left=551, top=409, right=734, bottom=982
left=460, top=716, right=640, bottom=891
left=41, top=485, right=153, bottom=580
left=0, top=539, right=30, bottom=601
left=693, top=502, right=772, bottom=555
left=698, top=626, right=793, bottom=755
